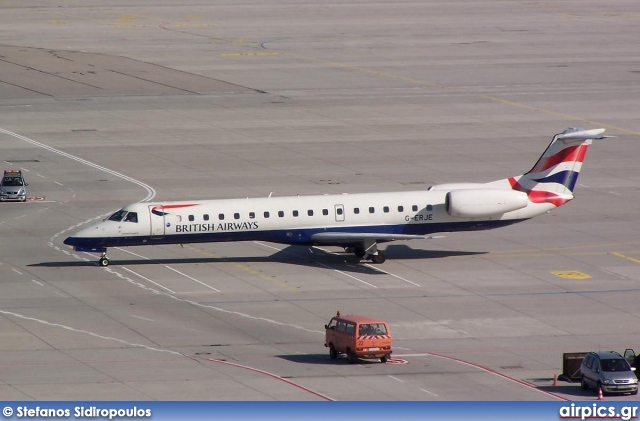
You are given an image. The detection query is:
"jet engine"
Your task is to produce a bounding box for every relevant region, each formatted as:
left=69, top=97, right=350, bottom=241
left=445, top=189, right=528, bottom=217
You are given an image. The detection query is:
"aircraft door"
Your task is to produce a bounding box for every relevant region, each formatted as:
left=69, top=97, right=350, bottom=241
left=148, top=205, right=166, bottom=238
left=334, top=204, right=345, bottom=222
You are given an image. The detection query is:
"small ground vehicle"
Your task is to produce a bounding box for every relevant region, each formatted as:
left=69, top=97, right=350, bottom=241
left=580, top=351, right=638, bottom=395
left=324, top=312, right=392, bottom=364
left=0, top=170, right=28, bottom=202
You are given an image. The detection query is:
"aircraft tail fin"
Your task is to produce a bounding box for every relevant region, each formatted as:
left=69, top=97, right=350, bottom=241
left=506, top=128, right=608, bottom=207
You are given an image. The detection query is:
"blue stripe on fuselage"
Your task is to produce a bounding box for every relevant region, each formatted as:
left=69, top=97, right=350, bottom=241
left=64, top=219, right=525, bottom=250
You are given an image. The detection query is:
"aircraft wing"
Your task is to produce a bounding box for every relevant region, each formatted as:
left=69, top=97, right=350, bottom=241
left=311, top=232, right=441, bottom=243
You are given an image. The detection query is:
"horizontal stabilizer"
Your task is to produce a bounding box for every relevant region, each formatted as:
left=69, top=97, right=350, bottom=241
left=557, top=128, right=607, bottom=141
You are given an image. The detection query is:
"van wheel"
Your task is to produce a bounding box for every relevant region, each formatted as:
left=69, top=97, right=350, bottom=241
left=329, top=344, right=337, bottom=360
left=347, top=349, right=357, bottom=364
left=580, top=377, right=589, bottom=390
left=380, top=356, right=388, bottom=363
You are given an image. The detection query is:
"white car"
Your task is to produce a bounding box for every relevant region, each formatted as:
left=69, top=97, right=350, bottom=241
left=0, top=170, right=28, bottom=202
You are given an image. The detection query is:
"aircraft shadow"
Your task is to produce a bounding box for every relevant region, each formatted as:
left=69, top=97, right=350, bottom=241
left=31, top=244, right=484, bottom=271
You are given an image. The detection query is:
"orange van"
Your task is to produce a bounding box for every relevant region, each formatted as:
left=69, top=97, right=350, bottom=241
left=324, top=312, right=392, bottom=363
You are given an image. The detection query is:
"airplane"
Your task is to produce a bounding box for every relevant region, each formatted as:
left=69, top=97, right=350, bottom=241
left=64, top=127, right=608, bottom=267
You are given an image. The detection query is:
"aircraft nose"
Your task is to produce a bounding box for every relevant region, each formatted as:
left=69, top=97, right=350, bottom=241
left=63, top=224, right=108, bottom=247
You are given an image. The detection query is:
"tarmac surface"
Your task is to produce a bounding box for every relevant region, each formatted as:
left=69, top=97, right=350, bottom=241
left=1, top=0, right=640, bottom=401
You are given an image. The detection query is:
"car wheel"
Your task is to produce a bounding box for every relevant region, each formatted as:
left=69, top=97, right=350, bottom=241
left=347, top=349, right=357, bottom=364
left=329, top=344, right=337, bottom=360
left=380, top=355, right=388, bottom=363
left=581, top=377, right=589, bottom=390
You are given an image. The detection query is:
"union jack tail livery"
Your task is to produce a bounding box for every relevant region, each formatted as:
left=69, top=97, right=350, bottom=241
left=505, top=128, right=607, bottom=208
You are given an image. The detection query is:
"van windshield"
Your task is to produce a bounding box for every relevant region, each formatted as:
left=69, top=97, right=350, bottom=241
left=601, top=358, right=631, bottom=372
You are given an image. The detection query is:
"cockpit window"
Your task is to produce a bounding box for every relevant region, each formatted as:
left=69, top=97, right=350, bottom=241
left=123, top=212, right=138, bottom=223
left=108, top=209, right=128, bottom=222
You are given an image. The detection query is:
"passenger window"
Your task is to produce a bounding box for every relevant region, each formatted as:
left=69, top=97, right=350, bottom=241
left=383, top=206, right=389, bottom=213
left=218, top=213, right=225, bottom=220
left=426, top=204, right=433, bottom=211
left=354, top=208, right=360, bottom=214
left=336, top=208, right=343, bottom=215
left=345, top=323, right=355, bottom=335
left=412, top=205, right=418, bottom=211
left=264, top=211, right=270, bottom=218
left=249, top=212, right=255, bottom=219
left=369, top=207, right=375, bottom=214
left=293, top=210, right=299, bottom=217
left=234, top=213, right=240, bottom=220
left=278, top=211, right=284, bottom=217
left=188, top=215, right=194, bottom=222
left=308, top=209, right=313, bottom=216
left=327, top=319, right=338, bottom=330
left=204, top=214, right=209, bottom=221
left=336, top=321, right=347, bottom=332
left=322, top=209, right=328, bottom=216
left=398, top=205, right=404, bottom=212
left=584, top=355, right=593, bottom=369
left=124, top=212, right=138, bottom=223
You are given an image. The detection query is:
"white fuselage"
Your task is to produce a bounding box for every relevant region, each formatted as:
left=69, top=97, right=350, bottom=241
left=65, top=188, right=554, bottom=249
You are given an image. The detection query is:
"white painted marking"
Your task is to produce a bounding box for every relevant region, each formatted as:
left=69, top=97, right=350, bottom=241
left=420, top=388, right=438, bottom=397
left=0, top=309, right=183, bottom=356
left=388, top=375, right=404, bottom=383
left=394, top=352, right=566, bottom=400
left=316, top=262, right=378, bottom=288
left=121, top=267, right=176, bottom=294
left=164, top=265, right=221, bottom=293
left=131, top=315, right=156, bottom=322
left=253, top=241, right=281, bottom=252
left=1, top=130, right=324, bottom=341
left=363, top=263, right=421, bottom=286
left=36, top=173, right=46, bottom=179
left=313, top=245, right=420, bottom=286
left=54, top=181, right=63, bottom=186
left=31, top=279, right=44, bottom=286
left=12, top=268, right=23, bottom=275
left=115, top=248, right=221, bottom=293
left=255, top=242, right=378, bottom=288
left=0, top=127, right=156, bottom=202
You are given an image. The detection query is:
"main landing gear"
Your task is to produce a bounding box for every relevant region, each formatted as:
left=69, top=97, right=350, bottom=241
left=98, top=251, right=110, bottom=267
left=347, top=240, right=386, bottom=264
